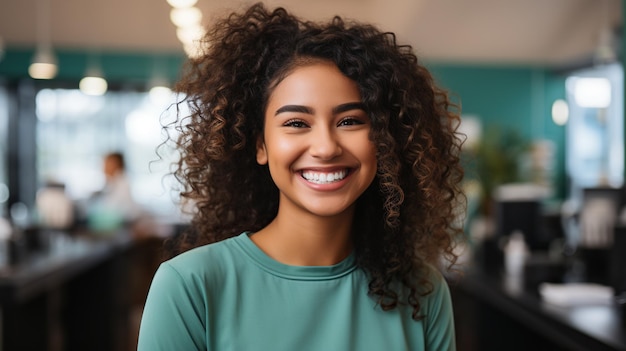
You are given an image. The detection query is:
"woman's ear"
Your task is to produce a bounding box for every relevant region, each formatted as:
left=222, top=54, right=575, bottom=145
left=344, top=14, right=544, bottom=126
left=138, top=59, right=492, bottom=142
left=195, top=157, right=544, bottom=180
left=256, top=136, right=268, bottom=165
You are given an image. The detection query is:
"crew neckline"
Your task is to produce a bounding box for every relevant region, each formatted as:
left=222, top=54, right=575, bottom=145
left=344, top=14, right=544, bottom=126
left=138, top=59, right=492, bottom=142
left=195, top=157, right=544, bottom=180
left=232, top=232, right=357, bottom=281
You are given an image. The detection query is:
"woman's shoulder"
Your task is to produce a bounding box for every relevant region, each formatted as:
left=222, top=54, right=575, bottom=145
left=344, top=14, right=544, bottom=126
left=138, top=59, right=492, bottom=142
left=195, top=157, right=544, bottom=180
left=418, top=263, right=453, bottom=312
left=161, top=233, right=246, bottom=280
left=423, top=263, right=446, bottom=284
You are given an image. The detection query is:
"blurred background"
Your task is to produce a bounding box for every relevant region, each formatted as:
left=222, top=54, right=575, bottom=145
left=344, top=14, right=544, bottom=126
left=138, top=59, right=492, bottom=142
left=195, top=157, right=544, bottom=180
left=0, top=0, right=624, bottom=350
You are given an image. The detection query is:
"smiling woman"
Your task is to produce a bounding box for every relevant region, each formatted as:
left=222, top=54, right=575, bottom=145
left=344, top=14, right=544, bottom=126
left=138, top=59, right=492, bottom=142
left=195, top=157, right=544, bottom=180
left=138, top=3, right=465, bottom=351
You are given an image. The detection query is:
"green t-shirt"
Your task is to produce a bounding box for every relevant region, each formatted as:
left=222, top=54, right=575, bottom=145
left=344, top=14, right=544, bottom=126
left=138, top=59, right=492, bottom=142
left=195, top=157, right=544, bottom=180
left=137, top=232, right=456, bottom=351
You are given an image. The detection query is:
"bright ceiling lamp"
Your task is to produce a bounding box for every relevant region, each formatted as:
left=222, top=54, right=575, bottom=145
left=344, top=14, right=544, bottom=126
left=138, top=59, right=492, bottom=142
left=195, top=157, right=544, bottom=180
left=551, top=99, right=569, bottom=126
left=183, top=42, right=204, bottom=59
left=79, top=64, right=108, bottom=96
left=166, top=0, right=205, bottom=57
left=170, top=6, right=202, bottom=27
left=178, top=24, right=206, bottom=58
left=177, top=25, right=205, bottom=45
left=166, top=0, right=197, bottom=8
left=572, top=77, right=611, bottom=108
left=148, top=75, right=172, bottom=104
left=29, top=47, right=58, bottom=79
left=172, top=7, right=204, bottom=59
left=150, top=85, right=172, bottom=103
left=29, top=0, right=58, bottom=79
left=147, top=56, right=172, bottom=103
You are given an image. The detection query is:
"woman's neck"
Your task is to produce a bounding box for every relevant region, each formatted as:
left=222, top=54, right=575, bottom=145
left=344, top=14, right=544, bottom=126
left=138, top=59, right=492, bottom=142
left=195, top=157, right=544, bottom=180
left=250, top=207, right=354, bottom=266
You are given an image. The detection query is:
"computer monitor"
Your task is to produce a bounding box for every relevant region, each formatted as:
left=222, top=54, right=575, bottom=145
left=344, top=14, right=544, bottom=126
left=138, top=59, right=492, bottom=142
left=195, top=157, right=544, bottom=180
left=494, top=200, right=547, bottom=251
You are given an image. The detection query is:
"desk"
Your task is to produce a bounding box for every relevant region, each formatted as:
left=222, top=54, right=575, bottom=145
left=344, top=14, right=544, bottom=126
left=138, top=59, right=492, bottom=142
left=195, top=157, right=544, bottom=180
left=0, top=230, right=156, bottom=351
left=450, top=267, right=626, bottom=351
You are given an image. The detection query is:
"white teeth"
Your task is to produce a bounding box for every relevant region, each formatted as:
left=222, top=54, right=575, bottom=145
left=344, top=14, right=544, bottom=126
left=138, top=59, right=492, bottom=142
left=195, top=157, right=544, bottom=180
left=301, top=170, right=348, bottom=184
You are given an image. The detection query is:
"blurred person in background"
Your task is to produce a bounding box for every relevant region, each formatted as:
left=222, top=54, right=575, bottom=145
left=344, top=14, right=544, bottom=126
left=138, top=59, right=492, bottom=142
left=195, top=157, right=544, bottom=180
left=102, top=152, right=136, bottom=214
left=88, top=151, right=141, bottom=231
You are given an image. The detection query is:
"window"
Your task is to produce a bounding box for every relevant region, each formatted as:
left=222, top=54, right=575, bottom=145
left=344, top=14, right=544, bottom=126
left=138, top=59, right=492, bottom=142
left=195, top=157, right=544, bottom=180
left=565, top=63, right=624, bottom=190
left=35, top=88, right=183, bottom=219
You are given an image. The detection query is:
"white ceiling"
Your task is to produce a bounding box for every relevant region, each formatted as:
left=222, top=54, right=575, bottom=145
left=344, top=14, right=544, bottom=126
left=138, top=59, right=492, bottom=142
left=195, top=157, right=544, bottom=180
left=0, top=0, right=622, bottom=66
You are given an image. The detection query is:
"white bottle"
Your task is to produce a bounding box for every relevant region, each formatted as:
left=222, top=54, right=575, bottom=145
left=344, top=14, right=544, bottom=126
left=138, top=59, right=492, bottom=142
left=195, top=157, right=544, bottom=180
left=504, top=230, right=528, bottom=276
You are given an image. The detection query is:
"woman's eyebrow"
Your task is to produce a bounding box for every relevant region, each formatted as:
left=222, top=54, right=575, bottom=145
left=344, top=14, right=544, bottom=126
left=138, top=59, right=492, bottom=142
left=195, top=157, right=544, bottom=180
left=274, top=102, right=365, bottom=116
left=332, top=102, right=366, bottom=114
left=274, top=105, right=313, bottom=116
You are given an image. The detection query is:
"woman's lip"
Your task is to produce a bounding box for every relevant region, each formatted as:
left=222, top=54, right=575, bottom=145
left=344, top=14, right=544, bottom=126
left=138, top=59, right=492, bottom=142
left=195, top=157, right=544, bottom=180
left=296, top=166, right=353, bottom=172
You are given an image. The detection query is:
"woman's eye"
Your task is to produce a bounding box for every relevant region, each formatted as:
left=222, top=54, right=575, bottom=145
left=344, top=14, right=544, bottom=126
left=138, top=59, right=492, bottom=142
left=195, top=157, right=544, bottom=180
left=338, top=117, right=365, bottom=127
left=283, top=119, right=308, bottom=128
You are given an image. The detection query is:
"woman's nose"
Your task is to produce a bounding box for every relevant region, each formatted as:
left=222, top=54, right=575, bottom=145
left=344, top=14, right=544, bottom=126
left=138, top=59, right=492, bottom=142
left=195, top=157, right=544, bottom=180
left=309, top=127, right=342, bottom=160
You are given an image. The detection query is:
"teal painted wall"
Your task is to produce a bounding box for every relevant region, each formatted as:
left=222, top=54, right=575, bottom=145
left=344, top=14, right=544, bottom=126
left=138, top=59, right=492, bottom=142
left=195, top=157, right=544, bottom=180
left=427, top=64, right=566, bottom=139
left=0, top=47, right=186, bottom=86
left=426, top=63, right=568, bottom=199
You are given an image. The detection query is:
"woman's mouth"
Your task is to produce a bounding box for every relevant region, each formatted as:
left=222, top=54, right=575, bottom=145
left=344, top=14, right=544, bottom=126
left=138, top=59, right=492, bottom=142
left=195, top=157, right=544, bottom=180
left=301, top=169, right=349, bottom=184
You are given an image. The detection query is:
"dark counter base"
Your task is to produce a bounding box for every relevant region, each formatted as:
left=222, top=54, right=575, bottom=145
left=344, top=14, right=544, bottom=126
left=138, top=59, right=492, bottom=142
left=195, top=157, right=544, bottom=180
left=451, top=269, right=626, bottom=351
left=0, top=232, right=164, bottom=351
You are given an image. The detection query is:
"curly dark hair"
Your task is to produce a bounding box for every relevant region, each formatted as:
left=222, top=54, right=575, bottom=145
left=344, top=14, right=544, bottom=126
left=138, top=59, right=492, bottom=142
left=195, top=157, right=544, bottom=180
left=165, top=2, right=465, bottom=320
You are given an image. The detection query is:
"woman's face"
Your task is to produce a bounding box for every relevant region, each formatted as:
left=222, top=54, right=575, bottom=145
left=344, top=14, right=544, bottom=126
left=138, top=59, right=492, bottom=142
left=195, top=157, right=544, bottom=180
left=257, top=61, right=377, bottom=220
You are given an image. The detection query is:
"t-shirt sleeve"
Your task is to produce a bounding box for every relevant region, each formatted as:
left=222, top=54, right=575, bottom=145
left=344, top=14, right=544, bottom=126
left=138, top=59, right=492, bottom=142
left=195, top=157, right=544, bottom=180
left=137, top=262, right=207, bottom=351
left=424, top=270, right=456, bottom=351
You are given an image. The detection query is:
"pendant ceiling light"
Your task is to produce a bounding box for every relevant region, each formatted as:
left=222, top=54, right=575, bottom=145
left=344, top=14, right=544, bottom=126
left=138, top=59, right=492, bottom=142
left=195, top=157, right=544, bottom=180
left=79, top=56, right=108, bottom=96
left=593, top=0, right=617, bottom=65
left=29, top=0, right=58, bottom=79
left=147, top=58, right=172, bottom=104
left=166, top=0, right=197, bottom=8
left=166, top=0, right=204, bottom=58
